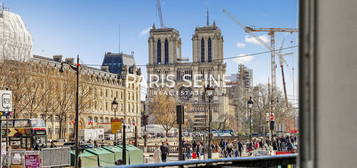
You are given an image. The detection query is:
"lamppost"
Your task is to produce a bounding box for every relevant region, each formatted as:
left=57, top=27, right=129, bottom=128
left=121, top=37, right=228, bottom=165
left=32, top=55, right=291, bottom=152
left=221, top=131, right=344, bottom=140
left=59, top=55, right=80, bottom=168
left=247, top=96, right=254, bottom=142
left=142, top=113, right=148, bottom=152
left=122, top=111, right=127, bottom=165
left=111, top=97, right=118, bottom=144
left=205, top=85, right=214, bottom=159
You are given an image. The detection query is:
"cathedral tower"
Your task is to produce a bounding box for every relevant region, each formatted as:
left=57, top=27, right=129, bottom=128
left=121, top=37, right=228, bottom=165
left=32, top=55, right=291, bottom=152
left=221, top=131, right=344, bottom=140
left=192, top=22, right=223, bottom=63
left=148, top=24, right=182, bottom=65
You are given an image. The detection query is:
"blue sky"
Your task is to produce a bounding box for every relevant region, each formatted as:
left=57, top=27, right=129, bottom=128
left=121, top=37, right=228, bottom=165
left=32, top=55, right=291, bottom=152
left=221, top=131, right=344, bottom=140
left=3, top=0, right=298, bottom=103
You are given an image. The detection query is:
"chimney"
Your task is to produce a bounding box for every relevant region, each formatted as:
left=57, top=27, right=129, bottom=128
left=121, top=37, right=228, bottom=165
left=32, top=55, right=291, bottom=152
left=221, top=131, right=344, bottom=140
left=101, top=66, right=109, bottom=72
left=53, top=55, right=63, bottom=62
left=65, top=58, right=74, bottom=65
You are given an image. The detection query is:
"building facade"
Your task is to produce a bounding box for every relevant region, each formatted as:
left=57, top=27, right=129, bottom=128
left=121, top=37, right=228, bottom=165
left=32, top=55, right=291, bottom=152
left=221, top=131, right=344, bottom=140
left=226, top=64, right=253, bottom=132
left=146, top=23, right=228, bottom=130
left=0, top=7, right=32, bottom=62
left=5, top=55, right=142, bottom=140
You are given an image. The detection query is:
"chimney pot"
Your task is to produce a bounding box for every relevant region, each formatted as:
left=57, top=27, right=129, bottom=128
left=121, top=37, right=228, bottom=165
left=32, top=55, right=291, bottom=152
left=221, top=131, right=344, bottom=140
left=53, top=55, right=63, bottom=62
left=101, top=66, right=109, bottom=72
left=65, top=58, right=74, bottom=65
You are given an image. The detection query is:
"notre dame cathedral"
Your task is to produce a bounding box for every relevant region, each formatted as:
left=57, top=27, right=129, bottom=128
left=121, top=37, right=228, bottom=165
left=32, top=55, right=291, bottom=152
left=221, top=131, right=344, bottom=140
left=146, top=21, right=229, bottom=130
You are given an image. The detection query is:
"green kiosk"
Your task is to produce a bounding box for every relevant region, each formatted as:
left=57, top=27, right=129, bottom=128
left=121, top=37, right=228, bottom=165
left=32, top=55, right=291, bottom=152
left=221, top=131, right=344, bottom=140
left=115, top=145, right=144, bottom=165
left=70, top=151, right=98, bottom=168
left=85, top=147, right=116, bottom=167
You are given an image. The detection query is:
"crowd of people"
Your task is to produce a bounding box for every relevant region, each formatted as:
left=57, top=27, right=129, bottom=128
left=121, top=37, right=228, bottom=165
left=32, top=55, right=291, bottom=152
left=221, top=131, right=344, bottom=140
left=151, top=135, right=298, bottom=162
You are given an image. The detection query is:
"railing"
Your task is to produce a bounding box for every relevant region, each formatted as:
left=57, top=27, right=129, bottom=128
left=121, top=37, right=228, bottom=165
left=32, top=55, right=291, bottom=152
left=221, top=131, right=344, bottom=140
left=106, top=154, right=297, bottom=168
left=5, top=147, right=71, bottom=168
left=138, top=145, right=179, bottom=153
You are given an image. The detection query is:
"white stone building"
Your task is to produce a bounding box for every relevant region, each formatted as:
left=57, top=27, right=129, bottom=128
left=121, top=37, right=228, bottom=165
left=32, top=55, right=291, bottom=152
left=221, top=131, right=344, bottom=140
left=0, top=7, right=32, bottom=62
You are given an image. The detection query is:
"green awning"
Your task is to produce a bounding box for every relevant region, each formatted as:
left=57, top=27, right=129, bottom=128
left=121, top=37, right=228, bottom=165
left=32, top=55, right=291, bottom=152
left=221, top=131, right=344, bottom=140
left=70, top=151, right=98, bottom=168
left=85, top=148, right=115, bottom=167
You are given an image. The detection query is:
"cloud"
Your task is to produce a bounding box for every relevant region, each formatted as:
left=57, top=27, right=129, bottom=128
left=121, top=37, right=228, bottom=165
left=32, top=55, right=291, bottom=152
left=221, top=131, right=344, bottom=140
left=138, top=27, right=151, bottom=37
left=234, top=54, right=254, bottom=64
left=236, top=42, right=246, bottom=48
left=245, top=35, right=269, bottom=46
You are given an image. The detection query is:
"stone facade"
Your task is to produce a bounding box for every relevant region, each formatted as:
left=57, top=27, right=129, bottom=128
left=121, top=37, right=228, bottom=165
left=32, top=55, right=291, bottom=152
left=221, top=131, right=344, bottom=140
left=24, top=55, right=142, bottom=140
left=146, top=23, right=228, bottom=130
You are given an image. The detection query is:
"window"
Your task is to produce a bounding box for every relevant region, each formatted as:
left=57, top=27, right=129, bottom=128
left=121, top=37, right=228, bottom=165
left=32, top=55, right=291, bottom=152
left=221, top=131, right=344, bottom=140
left=201, top=38, right=205, bottom=62
left=165, top=39, right=169, bottom=64
left=157, top=39, right=161, bottom=64
left=208, top=38, right=212, bottom=62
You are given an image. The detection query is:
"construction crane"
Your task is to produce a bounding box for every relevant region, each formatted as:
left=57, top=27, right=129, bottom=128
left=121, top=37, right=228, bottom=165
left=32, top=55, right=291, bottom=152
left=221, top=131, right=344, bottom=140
left=277, top=38, right=294, bottom=108
left=157, top=0, right=165, bottom=28
left=222, top=9, right=297, bottom=108
left=244, top=27, right=297, bottom=109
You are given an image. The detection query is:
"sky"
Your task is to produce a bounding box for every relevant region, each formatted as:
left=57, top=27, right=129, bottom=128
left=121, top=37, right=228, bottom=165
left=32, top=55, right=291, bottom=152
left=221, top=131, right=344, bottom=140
left=2, top=0, right=298, bottom=104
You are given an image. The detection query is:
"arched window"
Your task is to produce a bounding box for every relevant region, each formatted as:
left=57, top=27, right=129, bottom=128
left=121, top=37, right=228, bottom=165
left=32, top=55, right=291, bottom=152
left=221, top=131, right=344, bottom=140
left=164, top=39, right=169, bottom=64
left=201, top=38, right=205, bottom=62
left=157, top=39, right=161, bottom=64
left=208, top=38, right=212, bottom=62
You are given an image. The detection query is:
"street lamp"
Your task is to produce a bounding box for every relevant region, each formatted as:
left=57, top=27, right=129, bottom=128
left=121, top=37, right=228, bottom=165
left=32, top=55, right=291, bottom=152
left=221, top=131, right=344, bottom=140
left=205, top=85, right=214, bottom=159
left=111, top=97, right=119, bottom=144
left=247, top=96, right=254, bottom=142
left=122, top=111, right=127, bottom=165
left=59, top=55, right=80, bottom=168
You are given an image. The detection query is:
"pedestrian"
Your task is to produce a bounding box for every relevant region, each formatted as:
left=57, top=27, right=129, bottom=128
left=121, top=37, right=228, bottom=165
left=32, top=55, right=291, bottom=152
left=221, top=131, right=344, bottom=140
left=160, top=142, right=169, bottom=162
left=227, top=141, right=233, bottom=157
left=94, top=140, right=98, bottom=148
left=237, top=140, right=243, bottom=157
left=153, top=146, right=162, bottom=163
left=195, top=143, right=200, bottom=158
left=219, top=139, right=226, bottom=157
left=50, top=141, right=56, bottom=148
left=192, top=141, right=197, bottom=152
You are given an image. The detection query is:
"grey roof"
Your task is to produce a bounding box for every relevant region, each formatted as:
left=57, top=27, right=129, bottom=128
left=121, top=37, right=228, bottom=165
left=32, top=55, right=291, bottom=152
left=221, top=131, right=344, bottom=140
left=102, top=52, right=135, bottom=74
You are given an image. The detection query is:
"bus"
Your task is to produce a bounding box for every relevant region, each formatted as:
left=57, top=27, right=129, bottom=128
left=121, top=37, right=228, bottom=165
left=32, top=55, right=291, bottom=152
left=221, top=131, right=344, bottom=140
left=1, top=119, right=47, bottom=150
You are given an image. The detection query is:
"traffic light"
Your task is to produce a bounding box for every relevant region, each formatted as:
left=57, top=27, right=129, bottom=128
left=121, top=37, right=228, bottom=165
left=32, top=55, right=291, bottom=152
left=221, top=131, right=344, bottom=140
left=176, top=105, right=184, bottom=124
left=141, top=114, right=148, bottom=126
left=270, top=121, right=275, bottom=131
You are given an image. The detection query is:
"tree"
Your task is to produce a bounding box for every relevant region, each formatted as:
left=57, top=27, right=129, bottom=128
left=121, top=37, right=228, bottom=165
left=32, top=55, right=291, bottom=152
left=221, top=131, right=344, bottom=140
left=0, top=60, right=31, bottom=117
left=236, top=84, right=294, bottom=135
left=182, top=103, right=194, bottom=131
left=39, top=69, right=60, bottom=125
left=55, top=71, right=75, bottom=139
left=22, top=77, right=42, bottom=118
left=79, top=75, right=96, bottom=115
left=213, top=113, right=236, bottom=130
left=149, top=94, right=176, bottom=137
